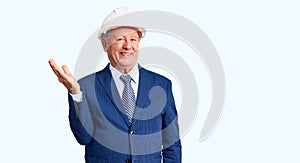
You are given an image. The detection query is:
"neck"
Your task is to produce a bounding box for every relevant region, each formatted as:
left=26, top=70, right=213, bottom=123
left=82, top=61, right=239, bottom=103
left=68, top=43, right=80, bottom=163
left=114, top=64, right=134, bottom=74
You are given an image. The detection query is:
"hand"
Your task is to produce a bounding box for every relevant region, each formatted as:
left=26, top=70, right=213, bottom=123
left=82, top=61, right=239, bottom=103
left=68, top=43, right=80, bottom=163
left=48, top=58, right=81, bottom=94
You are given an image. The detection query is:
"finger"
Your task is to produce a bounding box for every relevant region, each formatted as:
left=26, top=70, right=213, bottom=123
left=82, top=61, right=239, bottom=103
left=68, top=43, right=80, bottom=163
left=49, top=59, right=68, bottom=79
left=58, top=78, right=64, bottom=84
left=61, top=65, right=75, bottom=87
left=49, top=59, right=61, bottom=75
left=50, top=65, right=61, bottom=78
left=48, top=58, right=59, bottom=70
left=62, top=65, right=71, bottom=75
left=52, top=67, right=64, bottom=80
left=50, top=65, right=61, bottom=77
left=62, top=65, right=78, bottom=88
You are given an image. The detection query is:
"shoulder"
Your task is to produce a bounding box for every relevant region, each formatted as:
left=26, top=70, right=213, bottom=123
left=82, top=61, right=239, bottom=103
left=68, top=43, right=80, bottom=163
left=140, top=67, right=172, bottom=86
left=77, top=65, right=110, bottom=85
left=77, top=73, right=95, bottom=83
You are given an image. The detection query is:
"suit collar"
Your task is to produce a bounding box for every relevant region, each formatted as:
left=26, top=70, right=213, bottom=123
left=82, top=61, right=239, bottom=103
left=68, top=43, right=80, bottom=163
left=109, top=63, right=139, bottom=84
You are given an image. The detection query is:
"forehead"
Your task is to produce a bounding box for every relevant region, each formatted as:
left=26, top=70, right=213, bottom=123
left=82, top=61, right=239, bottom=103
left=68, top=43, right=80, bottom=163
left=109, top=27, right=139, bottom=38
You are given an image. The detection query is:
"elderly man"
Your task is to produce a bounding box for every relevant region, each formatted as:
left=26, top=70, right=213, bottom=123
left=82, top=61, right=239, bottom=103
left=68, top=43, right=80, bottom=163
left=49, top=7, right=181, bottom=163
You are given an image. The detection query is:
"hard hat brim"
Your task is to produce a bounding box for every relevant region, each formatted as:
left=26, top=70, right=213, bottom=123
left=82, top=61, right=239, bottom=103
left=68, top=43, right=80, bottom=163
left=98, top=26, right=146, bottom=40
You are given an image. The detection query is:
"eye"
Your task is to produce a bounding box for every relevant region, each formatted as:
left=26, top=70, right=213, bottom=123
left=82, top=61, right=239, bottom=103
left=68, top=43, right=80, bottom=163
left=116, top=37, right=124, bottom=42
left=131, top=37, right=138, bottom=42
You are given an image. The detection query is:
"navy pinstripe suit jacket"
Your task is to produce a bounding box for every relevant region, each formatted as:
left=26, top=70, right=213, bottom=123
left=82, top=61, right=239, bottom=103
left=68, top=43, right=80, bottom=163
left=68, top=64, right=181, bottom=163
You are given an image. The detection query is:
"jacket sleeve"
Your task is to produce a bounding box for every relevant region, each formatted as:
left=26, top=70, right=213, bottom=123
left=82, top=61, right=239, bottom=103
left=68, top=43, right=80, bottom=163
left=162, top=81, right=182, bottom=163
left=68, top=92, right=93, bottom=145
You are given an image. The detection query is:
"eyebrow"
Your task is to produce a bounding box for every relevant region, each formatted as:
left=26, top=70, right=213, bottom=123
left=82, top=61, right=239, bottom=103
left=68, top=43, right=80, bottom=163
left=113, top=33, right=139, bottom=39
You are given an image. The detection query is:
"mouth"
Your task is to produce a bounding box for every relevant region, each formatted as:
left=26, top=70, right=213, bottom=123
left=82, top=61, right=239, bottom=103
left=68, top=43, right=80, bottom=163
left=120, top=52, right=133, bottom=56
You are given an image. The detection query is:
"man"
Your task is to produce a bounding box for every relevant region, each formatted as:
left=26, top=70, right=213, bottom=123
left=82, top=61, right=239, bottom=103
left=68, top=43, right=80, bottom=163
left=49, top=7, right=181, bottom=163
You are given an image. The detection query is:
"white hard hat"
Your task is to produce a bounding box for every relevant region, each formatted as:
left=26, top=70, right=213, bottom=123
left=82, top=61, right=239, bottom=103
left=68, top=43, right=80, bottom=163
left=98, top=7, right=146, bottom=39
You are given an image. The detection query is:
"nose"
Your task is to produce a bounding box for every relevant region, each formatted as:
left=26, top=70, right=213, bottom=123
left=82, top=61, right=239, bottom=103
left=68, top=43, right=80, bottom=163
left=122, top=39, right=132, bottom=50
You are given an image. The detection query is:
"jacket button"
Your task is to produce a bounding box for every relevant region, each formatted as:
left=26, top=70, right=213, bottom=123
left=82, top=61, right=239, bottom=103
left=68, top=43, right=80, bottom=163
left=130, top=131, right=134, bottom=135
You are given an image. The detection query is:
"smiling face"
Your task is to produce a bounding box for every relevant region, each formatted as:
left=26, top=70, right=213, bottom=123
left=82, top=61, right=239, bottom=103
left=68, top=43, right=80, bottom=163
left=102, top=27, right=140, bottom=73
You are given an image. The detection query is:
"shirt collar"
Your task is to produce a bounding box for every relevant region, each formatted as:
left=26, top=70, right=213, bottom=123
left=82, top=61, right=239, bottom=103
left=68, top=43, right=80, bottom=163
left=109, top=63, right=139, bottom=83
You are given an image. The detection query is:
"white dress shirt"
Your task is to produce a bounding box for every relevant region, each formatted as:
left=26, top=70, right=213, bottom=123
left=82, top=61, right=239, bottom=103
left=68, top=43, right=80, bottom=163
left=109, top=64, right=139, bottom=99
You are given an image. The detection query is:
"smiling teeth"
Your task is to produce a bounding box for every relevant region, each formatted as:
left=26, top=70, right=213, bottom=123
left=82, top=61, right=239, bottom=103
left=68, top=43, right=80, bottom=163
left=121, top=52, right=132, bottom=55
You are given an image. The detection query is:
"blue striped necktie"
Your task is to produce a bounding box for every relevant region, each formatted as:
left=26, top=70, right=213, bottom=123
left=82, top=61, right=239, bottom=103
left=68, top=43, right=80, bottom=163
left=120, top=74, right=136, bottom=124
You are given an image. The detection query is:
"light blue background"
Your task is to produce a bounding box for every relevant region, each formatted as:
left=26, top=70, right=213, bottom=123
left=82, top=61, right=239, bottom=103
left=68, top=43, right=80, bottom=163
left=1, top=0, right=299, bottom=162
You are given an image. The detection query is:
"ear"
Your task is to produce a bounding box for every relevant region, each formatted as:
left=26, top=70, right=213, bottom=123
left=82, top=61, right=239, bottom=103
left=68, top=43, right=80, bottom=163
left=101, top=39, right=108, bottom=52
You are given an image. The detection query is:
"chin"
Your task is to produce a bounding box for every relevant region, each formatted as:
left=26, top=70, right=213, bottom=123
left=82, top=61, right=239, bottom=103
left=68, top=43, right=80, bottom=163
left=117, top=61, right=135, bottom=68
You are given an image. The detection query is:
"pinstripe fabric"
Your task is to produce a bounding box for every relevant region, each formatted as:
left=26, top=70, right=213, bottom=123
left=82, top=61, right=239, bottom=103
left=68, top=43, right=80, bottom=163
left=68, top=64, right=182, bottom=162
left=120, top=74, right=136, bottom=124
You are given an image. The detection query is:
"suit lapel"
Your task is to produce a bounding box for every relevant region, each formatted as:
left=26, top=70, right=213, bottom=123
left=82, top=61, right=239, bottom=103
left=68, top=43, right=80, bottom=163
left=130, top=67, right=154, bottom=127
left=95, top=65, right=154, bottom=128
left=95, top=64, right=131, bottom=127
left=136, top=67, right=153, bottom=108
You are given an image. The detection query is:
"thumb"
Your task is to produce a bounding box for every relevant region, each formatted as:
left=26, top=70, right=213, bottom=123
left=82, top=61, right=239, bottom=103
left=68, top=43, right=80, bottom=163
left=62, top=65, right=71, bottom=75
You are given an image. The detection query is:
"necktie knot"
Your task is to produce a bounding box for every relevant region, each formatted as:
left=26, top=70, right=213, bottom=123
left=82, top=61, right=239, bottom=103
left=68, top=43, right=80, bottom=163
left=120, top=74, right=132, bottom=84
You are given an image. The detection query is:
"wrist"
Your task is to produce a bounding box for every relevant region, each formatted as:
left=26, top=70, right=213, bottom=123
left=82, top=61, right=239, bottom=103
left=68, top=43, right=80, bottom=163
left=69, top=82, right=81, bottom=94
